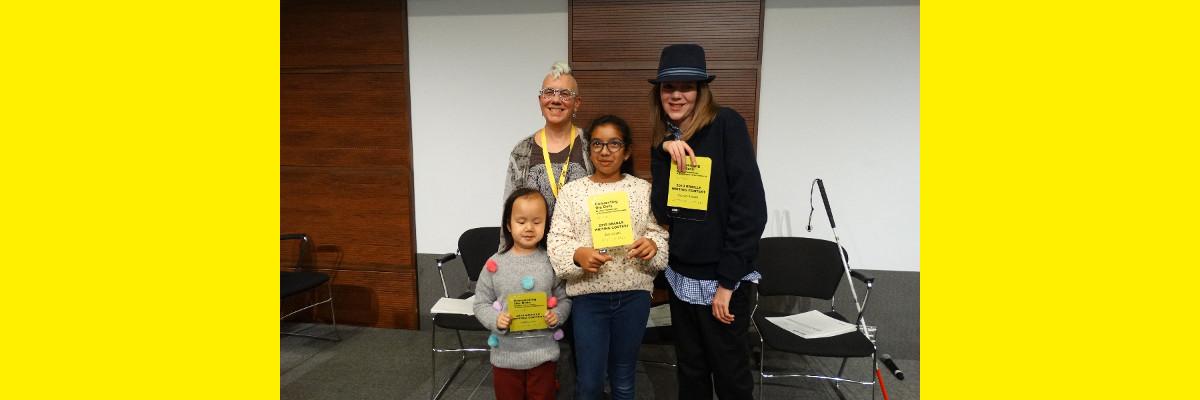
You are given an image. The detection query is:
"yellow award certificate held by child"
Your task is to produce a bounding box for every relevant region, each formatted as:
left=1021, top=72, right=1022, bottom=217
left=506, top=292, right=548, bottom=332
left=588, top=191, right=635, bottom=250
left=667, top=156, right=711, bottom=211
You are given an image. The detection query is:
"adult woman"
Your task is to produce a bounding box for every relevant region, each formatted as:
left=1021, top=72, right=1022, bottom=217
left=548, top=115, right=668, bottom=400
left=648, top=44, right=768, bottom=399
left=503, top=61, right=592, bottom=220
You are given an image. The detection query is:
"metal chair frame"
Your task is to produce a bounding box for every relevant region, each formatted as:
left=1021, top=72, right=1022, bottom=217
left=281, top=233, right=340, bottom=342
left=429, top=228, right=496, bottom=400
left=751, top=238, right=879, bottom=400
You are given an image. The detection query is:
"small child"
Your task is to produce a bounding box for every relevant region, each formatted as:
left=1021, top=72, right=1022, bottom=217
left=474, top=188, right=572, bottom=400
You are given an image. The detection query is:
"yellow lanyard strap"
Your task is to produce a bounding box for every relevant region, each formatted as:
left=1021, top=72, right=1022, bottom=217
left=539, top=126, right=576, bottom=198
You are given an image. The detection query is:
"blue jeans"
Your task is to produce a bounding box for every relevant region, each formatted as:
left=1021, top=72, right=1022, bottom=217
left=570, top=290, right=651, bottom=400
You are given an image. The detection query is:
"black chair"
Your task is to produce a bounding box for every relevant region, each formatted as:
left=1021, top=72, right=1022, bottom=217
left=430, top=227, right=499, bottom=400
left=280, top=233, right=340, bottom=341
left=751, top=237, right=877, bottom=399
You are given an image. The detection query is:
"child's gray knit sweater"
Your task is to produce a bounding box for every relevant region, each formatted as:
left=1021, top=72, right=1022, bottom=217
left=472, top=248, right=572, bottom=370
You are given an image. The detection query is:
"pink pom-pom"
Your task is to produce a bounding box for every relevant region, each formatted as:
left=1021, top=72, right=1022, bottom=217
left=486, top=259, right=498, bottom=273
left=492, top=300, right=502, bottom=311
left=547, top=296, right=558, bottom=309
left=552, top=329, right=565, bottom=341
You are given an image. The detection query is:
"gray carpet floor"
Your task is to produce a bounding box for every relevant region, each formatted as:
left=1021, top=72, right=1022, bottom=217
left=282, top=322, right=919, bottom=399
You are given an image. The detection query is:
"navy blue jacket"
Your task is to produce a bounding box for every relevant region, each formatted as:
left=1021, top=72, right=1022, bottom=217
left=650, top=108, right=768, bottom=289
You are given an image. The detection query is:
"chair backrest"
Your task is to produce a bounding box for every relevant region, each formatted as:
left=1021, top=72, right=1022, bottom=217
left=458, top=227, right=501, bottom=282
left=756, top=237, right=848, bottom=300
left=281, top=233, right=312, bottom=271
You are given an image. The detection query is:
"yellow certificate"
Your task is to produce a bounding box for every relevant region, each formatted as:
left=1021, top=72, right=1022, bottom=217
left=506, top=292, right=548, bottom=332
left=588, top=191, right=635, bottom=249
left=667, top=156, right=712, bottom=211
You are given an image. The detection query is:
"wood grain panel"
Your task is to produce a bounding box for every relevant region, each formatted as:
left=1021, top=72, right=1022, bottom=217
left=281, top=72, right=411, bottom=167
left=282, top=0, right=417, bottom=329
left=571, top=0, right=764, bottom=180
left=281, top=166, right=414, bottom=269
left=282, top=0, right=408, bottom=68
left=280, top=268, right=420, bottom=329
left=571, top=0, right=762, bottom=63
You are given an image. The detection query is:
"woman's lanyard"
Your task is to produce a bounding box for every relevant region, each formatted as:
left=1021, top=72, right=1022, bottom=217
left=539, top=125, right=576, bottom=199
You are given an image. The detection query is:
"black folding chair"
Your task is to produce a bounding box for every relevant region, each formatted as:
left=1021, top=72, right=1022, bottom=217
left=429, top=227, right=498, bottom=400
left=280, top=233, right=340, bottom=341
left=751, top=236, right=877, bottom=399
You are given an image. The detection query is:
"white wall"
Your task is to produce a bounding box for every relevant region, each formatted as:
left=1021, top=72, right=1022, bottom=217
left=758, top=2, right=920, bottom=270
left=409, top=0, right=920, bottom=271
left=409, top=0, right=568, bottom=254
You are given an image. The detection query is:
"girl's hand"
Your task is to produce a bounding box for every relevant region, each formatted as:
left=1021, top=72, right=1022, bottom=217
left=662, top=140, right=697, bottom=173
left=627, top=237, right=658, bottom=260
left=545, top=310, right=559, bottom=327
left=573, top=247, right=613, bottom=273
left=496, top=312, right=512, bottom=330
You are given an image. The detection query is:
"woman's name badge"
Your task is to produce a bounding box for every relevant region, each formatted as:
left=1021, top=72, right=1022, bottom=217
left=588, top=191, right=634, bottom=250
left=667, top=156, right=712, bottom=211
left=506, top=292, right=548, bottom=332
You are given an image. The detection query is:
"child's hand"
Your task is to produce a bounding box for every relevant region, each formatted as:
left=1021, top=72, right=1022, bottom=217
left=627, top=237, right=658, bottom=260
left=545, top=310, right=559, bottom=327
left=573, top=247, right=613, bottom=273
left=496, top=312, right=511, bottom=330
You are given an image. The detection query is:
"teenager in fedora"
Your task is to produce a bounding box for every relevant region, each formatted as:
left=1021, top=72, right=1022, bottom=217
left=648, top=44, right=768, bottom=399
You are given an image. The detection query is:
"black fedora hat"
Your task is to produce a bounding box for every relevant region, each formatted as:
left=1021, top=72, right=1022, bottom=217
left=648, top=44, right=716, bottom=84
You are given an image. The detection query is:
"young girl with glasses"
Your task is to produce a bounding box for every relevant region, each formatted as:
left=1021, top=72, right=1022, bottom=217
left=547, top=115, right=669, bottom=400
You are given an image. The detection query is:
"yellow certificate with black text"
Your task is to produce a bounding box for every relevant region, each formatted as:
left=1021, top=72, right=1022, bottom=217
left=667, top=156, right=711, bottom=211
left=588, top=191, right=635, bottom=249
left=506, top=292, right=548, bottom=332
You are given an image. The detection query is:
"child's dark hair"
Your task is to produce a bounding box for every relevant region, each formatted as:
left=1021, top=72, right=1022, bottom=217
left=500, top=188, right=550, bottom=253
left=585, top=114, right=635, bottom=175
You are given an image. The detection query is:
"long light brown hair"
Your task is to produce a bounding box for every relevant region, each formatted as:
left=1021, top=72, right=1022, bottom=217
left=650, top=82, right=721, bottom=149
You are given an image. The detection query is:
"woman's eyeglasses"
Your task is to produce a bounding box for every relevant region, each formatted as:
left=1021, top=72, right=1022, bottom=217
left=538, top=88, right=578, bottom=100
left=589, top=140, right=626, bottom=152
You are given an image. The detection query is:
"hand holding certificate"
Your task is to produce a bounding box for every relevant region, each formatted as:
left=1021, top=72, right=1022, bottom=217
left=588, top=191, right=634, bottom=250
left=667, top=156, right=712, bottom=221
left=506, top=292, right=549, bottom=332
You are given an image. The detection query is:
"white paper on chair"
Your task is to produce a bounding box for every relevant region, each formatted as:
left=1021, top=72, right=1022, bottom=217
left=646, top=304, right=672, bottom=327
left=430, top=296, right=476, bottom=315
left=766, top=310, right=857, bottom=339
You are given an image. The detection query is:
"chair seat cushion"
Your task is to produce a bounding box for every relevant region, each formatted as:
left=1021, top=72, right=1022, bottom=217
left=754, top=310, right=875, bottom=358
left=433, top=291, right=488, bottom=331
left=281, top=271, right=330, bottom=298
left=434, top=313, right=487, bottom=331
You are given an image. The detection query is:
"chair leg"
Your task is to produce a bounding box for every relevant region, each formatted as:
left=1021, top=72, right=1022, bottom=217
left=430, top=324, right=471, bottom=400
left=758, top=345, right=767, bottom=400
left=870, top=352, right=879, bottom=400
left=430, top=323, right=437, bottom=400
left=280, top=283, right=340, bottom=341
left=325, top=282, right=341, bottom=341
left=833, top=357, right=849, bottom=391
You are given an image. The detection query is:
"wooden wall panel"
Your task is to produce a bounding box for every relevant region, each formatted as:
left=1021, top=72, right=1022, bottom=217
left=282, top=0, right=408, bottom=67
left=570, top=0, right=764, bottom=178
left=281, top=72, right=412, bottom=167
left=281, top=0, right=417, bottom=329
left=571, top=0, right=763, bottom=63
